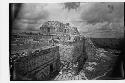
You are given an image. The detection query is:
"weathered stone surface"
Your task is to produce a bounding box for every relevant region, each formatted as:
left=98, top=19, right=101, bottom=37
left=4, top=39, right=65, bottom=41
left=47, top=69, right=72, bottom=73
left=40, top=21, right=80, bottom=42
left=14, top=46, right=61, bottom=80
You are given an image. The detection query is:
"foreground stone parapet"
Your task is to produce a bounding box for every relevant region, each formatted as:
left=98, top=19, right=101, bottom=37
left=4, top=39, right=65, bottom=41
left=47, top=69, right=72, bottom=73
left=12, top=46, right=61, bottom=80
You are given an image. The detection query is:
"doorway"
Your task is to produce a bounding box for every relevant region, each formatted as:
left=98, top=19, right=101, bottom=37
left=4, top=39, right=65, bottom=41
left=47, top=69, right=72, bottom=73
left=50, top=64, right=53, bottom=73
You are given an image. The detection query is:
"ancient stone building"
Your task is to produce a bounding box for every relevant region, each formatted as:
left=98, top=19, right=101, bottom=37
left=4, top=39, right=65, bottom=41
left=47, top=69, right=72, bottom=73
left=39, top=21, right=87, bottom=74
left=40, top=21, right=64, bottom=35
left=40, top=21, right=80, bottom=42
left=11, top=46, right=61, bottom=80
left=40, top=21, right=76, bottom=35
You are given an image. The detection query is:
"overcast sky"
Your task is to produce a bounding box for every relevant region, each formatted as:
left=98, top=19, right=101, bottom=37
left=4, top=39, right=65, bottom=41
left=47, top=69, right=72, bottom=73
left=13, top=2, right=124, bottom=38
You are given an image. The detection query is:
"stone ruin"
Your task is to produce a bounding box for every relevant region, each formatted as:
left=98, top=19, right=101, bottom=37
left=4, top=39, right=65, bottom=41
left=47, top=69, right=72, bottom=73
left=40, top=21, right=88, bottom=75
left=10, top=20, right=120, bottom=80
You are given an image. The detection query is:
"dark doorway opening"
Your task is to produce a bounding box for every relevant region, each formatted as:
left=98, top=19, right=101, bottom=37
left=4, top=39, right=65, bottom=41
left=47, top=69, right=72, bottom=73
left=47, top=28, right=50, bottom=33
left=50, top=64, right=53, bottom=73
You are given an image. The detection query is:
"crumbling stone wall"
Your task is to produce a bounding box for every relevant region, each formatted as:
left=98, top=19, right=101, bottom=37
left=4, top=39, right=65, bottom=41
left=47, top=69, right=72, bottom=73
left=85, top=38, right=97, bottom=59
left=59, top=36, right=86, bottom=62
left=58, top=36, right=87, bottom=74
left=12, top=46, right=61, bottom=80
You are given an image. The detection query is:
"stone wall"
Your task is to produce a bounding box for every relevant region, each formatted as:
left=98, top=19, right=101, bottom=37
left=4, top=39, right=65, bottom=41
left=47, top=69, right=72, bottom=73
left=85, top=38, right=97, bottom=59
left=58, top=36, right=87, bottom=73
left=13, top=46, right=61, bottom=80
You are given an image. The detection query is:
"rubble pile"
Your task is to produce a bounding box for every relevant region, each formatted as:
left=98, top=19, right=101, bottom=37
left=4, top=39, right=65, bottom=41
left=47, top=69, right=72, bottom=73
left=40, top=21, right=81, bottom=42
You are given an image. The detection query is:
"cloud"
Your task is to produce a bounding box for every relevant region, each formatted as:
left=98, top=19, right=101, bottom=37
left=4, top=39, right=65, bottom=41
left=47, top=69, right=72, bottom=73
left=63, top=2, right=80, bottom=11
left=81, top=2, right=124, bottom=24
left=79, top=22, right=109, bottom=32
left=13, top=3, right=49, bottom=30
left=13, top=3, right=90, bottom=30
left=79, top=2, right=124, bottom=38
